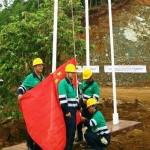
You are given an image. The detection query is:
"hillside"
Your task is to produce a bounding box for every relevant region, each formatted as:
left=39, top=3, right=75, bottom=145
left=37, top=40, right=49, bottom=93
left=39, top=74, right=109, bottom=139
left=79, top=0, right=150, bottom=87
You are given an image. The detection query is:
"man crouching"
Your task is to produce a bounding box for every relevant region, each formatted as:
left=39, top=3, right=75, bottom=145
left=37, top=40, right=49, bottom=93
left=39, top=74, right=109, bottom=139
left=81, top=98, right=111, bottom=150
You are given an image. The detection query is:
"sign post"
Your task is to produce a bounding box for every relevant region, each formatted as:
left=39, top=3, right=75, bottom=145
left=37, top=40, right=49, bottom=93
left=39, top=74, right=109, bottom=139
left=108, top=0, right=119, bottom=124
left=104, top=65, right=147, bottom=73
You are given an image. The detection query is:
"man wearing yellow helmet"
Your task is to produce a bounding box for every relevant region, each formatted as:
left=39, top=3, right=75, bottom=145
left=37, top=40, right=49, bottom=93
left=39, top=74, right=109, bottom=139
left=81, top=98, right=110, bottom=150
left=58, top=63, right=79, bottom=150
left=17, top=58, right=44, bottom=150
left=75, top=68, right=100, bottom=142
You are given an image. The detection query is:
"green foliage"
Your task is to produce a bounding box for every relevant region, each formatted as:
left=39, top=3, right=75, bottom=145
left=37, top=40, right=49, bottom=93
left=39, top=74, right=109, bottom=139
left=0, top=0, right=87, bottom=120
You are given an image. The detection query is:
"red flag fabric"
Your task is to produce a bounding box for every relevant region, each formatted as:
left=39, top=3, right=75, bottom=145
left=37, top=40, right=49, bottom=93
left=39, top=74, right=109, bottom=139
left=20, top=74, right=66, bottom=150
left=76, top=110, right=81, bottom=125
left=53, top=57, right=81, bottom=125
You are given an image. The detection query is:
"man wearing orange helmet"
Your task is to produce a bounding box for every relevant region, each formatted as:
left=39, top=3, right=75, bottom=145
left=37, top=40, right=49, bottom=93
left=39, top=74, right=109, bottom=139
left=17, top=58, right=44, bottom=150
left=75, top=68, right=100, bottom=142
left=58, top=63, right=79, bottom=150
left=81, top=98, right=110, bottom=150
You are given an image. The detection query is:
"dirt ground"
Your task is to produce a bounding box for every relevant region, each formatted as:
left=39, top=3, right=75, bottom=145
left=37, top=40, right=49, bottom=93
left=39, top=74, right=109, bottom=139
left=74, top=86, right=150, bottom=150
left=104, top=87, right=150, bottom=150
left=1, top=86, right=150, bottom=150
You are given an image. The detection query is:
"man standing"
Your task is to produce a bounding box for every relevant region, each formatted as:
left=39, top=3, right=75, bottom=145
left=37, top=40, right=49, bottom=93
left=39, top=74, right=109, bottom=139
left=75, top=68, right=100, bottom=142
left=58, top=63, right=79, bottom=150
left=81, top=98, right=110, bottom=150
left=17, top=58, right=44, bottom=150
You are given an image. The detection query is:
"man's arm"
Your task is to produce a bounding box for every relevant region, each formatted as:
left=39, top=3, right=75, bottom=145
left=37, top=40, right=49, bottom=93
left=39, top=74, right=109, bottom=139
left=93, top=82, right=100, bottom=101
left=17, top=74, right=33, bottom=100
left=81, top=116, right=97, bottom=128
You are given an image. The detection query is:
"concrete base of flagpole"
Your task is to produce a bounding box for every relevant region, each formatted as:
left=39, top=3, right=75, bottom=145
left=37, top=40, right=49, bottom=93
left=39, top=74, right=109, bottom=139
left=113, top=113, right=119, bottom=124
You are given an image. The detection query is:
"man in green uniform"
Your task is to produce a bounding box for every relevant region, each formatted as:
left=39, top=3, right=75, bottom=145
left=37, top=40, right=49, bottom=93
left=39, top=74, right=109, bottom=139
left=75, top=68, right=100, bottom=142
left=81, top=98, right=110, bottom=150
left=17, top=58, right=44, bottom=150
left=58, top=63, right=79, bottom=150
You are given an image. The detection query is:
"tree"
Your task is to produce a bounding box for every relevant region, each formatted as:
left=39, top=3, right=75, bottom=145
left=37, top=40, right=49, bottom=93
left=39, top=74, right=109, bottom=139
left=0, top=0, right=87, bottom=120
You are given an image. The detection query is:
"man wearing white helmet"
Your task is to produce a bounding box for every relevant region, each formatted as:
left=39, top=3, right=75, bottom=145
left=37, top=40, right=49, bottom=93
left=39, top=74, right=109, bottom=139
left=75, top=68, right=100, bottom=142
left=17, top=58, right=44, bottom=150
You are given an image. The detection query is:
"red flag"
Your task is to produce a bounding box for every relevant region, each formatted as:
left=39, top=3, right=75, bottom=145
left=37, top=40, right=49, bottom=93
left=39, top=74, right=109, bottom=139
left=76, top=110, right=81, bottom=125
left=53, top=57, right=81, bottom=125
left=20, top=74, right=66, bottom=150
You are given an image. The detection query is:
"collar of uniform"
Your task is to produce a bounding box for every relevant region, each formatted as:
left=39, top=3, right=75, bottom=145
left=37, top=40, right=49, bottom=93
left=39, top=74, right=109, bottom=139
left=86, top=79, right=94, bottom=84
left=93, top=110, right=98, bottom=115
left=65, top=77, right=72, bottom=84
left=33, top=72, right=42, bottom=78
left=33, top=72, right=43, bottom=81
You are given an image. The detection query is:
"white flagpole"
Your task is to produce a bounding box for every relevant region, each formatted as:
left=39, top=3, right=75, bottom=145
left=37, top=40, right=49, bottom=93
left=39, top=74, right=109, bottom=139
left=49, top=0, right=58, bottom=131
left=52, top=0, right=58, bottom=72
left=85, top=0, right=90, bottom=67
left=108, top=0, right=119, bottom=124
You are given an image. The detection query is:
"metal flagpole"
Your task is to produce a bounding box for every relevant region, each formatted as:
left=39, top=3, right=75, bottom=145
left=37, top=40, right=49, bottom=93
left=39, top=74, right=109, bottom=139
left=108, top=0, right=119, bottom=124
left=75, top=1, right=99, bottom=73
left=52, top=0, right=58, bottom=72
left=49, top=0, right=58, bottom=131
left=85, top=0, right=90, bottom=67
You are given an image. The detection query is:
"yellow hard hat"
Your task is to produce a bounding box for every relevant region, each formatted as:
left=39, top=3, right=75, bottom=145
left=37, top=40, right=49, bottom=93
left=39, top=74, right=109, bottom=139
left=65, top=64, right=76, bottom=72
left=87, top=98, right=97, bottom=108
left=32, top=58, right=44, bottom=66
left=83, top=68, right=92, bottom=79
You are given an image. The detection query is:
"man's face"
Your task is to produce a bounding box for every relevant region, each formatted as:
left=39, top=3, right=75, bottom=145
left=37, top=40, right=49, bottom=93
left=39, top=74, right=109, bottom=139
left=87, top=106, right=93, bottom=114
left=67, top=72, right=76, bottom=81
left=34, top=64, right=44, bottom=73
left=85, top=77, right=92, bottom=83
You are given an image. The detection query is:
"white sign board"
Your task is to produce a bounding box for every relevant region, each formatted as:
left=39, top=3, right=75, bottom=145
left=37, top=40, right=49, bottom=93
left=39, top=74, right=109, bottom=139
left=76, top=66, right=99, bottom=73
left=104, top=65, right=147, bottom=73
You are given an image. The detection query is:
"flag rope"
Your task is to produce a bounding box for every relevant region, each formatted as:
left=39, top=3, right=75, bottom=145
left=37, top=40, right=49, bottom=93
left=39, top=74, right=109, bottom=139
left=70, top=0, right=76, bottom=57
left=70, top=0, right=79, bottom=98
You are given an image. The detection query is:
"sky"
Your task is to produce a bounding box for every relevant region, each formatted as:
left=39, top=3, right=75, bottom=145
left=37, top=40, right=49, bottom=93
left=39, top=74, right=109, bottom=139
left=0, top=0, right=13, bottom=10
left=0, top=0, right=4, bottom=8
